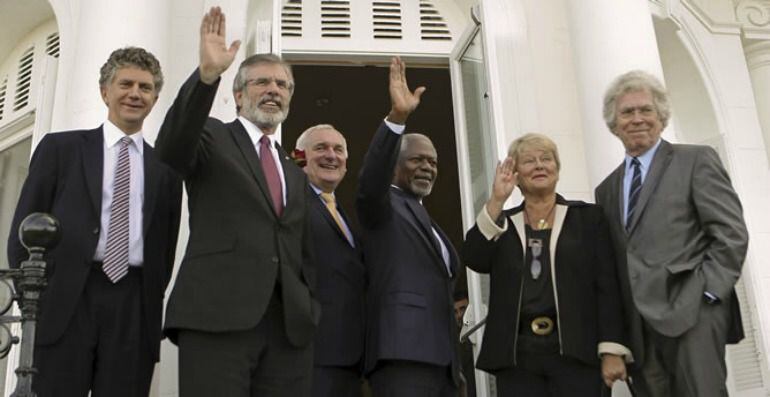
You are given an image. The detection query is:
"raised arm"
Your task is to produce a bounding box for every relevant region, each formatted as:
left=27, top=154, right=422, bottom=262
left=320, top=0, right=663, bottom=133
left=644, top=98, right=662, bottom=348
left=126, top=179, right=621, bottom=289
left=155, top=7, right=242, bottom=176
left=356, top=57, right=426, bottom=228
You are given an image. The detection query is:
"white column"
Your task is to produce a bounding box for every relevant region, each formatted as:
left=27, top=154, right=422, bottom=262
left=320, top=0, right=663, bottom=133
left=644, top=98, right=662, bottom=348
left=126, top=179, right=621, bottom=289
left=564, top=0, right=667, bottom=190
left=51, top=0, right=171, bottom=142
left=745, top=41, right=770, bottom=164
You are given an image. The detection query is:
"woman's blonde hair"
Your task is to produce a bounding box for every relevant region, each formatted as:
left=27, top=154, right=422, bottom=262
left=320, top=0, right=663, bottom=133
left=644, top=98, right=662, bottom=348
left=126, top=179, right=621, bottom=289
left=507, top=133, right=561, bottom=171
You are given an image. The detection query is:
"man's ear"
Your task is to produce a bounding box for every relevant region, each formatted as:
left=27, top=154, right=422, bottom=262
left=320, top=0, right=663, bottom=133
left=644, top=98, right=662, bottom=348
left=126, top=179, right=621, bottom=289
left=100, top=85, right=109, bottom=105
left=234, top=90, right=244, bottom=109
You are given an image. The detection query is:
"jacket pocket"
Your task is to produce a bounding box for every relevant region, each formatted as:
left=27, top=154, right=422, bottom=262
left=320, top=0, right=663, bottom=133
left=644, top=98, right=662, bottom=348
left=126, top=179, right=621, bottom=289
left=666, top=260, right=701, bottom=274
left=185, top=234, right=236, bottom=259
left=386, top=291, right=428, bottom=308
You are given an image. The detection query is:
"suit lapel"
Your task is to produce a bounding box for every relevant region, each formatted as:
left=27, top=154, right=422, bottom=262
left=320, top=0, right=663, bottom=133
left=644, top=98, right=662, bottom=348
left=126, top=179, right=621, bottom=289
left=627, top=141, right=673, bottom=235
left=608, top=164, right=626, bottom=235
left=431, top=221, right=458, bottom=277
left=143, top=142, right=160, bottom=234
left=277, top=142, right=302, bottom=216
left=82, top=128, right=104, bottom=217
left=399, top=192, right=446, bottom=272
left=313, top=193, right=351, bottom=245
left=228, top=121, right=277, bottom=217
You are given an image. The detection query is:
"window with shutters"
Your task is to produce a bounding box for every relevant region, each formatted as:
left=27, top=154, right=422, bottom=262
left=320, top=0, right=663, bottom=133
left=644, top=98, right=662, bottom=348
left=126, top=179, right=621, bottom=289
left=13, top=47, right=34, bottom=112
left=0, top=78, right=7, bottom=121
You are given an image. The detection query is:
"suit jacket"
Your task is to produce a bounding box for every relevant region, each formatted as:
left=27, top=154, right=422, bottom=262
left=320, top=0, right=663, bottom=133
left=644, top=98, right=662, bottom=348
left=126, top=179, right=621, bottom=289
left=7, top=127, right=182, bottom=361
left=307, top=187, right=366, bottom=367
left=462, top=197, right=627, bottom=372
left=155, top=69, right=319, bottom=347
left=595, top=140, right=748, bottom=365
left=356, top=122, right=460, bottom=383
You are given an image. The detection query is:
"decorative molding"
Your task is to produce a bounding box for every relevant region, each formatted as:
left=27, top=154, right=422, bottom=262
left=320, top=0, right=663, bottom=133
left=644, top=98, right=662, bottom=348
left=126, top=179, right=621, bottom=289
left=680, top=0, right=743, bottom=35
left=736, top=0, right=770, bottom=40
left=744, top=40, right=770, bottom=69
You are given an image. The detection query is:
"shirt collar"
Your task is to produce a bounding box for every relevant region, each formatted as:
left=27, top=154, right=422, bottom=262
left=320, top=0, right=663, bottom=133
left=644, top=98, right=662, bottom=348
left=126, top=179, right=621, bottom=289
left=103, top=120, right=144, bottom=155
left=625, top=138, right=661, bottom=171
left=309, top=183, right=329, bottom=196
left=238, top=116, right=277, bottom=148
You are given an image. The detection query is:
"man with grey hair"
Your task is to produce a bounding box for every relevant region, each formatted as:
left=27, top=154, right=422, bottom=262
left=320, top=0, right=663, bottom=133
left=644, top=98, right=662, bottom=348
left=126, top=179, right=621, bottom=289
left=295, top=124, right=366, bottom=397
left=595, top=70, right=748, bottom=396
left=8, top=46, right=182, bottom=396
left=155, top=7, right=318, bottom=397
left=357, top=57, right=461, bottom=396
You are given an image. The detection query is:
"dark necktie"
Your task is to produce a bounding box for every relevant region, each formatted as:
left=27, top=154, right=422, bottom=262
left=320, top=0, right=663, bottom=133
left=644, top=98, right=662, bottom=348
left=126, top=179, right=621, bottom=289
left=626, top=157, right=642, bottom=232
left=259, top=136, right=283, bottom=216
left=103, top=136, right=132, bottom=283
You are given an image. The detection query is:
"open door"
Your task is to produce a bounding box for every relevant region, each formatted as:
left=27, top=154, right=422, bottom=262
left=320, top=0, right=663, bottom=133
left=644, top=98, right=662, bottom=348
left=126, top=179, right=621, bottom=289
left=449, top=5, right=498, bottom=397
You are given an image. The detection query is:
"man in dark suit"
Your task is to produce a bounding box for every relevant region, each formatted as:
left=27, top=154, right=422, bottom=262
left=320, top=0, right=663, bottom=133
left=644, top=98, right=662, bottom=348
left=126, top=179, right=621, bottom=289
left=155, top=7, right=318, bottom=397
left=357, top=57, right=460, bottom=397
left=295, top=124, right=366, bottom=397
left=595, top=70, right=748, bottom=397
left=7, top=47, right=182, bottom=397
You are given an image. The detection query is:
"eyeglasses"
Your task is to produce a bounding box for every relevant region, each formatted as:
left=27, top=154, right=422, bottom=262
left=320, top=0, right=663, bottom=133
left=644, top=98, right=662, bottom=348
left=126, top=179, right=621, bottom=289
left=244, top=77, right=294, bottom=92
left=528, top=238, right=543, bottom=280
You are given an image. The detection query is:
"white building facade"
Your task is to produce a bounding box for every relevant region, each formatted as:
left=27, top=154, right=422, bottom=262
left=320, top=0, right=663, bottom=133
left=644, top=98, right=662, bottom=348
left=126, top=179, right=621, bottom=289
left=1, top=0, right=769, bottom=396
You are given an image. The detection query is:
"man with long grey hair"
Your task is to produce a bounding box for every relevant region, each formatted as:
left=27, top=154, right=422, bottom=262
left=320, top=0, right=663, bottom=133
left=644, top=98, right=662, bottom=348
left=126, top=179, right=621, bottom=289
left=595, top=70, right=748, bottom=397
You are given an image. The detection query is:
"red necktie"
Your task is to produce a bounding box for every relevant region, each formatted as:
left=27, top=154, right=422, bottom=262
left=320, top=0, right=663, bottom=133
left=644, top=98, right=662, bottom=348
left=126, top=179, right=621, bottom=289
left=259, top=136, right=283, bottom=216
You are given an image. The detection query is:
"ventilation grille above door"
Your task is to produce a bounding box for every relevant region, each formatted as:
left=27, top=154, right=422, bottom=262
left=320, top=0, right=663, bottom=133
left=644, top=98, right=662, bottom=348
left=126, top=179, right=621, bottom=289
left=373, top=1, right=402, bottom=39
left=282, top=0, right=302, bottom=37
left=322, top=0, right=351, bottom=38
left=419, top=0, right=451, bottom=41
left=279, top=0, right=457, bottom=56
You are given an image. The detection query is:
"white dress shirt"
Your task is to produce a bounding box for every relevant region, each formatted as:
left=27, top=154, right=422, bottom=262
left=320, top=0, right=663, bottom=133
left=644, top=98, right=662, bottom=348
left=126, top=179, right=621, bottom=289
left=238, top=116, right=287, bottom=205
left=93, top=120, right=145, bottom=266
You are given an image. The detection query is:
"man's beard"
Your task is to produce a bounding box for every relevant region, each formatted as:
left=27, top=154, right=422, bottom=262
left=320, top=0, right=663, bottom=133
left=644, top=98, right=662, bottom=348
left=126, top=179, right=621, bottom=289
left=409, top=179, right=434, bottom=198
left=241, top=93, right=290, bottom=130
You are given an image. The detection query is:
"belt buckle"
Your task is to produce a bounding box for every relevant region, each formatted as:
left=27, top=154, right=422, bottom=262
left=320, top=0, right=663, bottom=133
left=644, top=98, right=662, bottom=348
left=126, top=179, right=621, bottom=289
left=530, top=316, right=554, bottom=336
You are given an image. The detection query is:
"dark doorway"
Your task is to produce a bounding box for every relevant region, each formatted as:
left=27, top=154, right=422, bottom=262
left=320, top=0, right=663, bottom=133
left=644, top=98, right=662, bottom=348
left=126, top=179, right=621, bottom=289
left=282, top=64, right=463, bottom=249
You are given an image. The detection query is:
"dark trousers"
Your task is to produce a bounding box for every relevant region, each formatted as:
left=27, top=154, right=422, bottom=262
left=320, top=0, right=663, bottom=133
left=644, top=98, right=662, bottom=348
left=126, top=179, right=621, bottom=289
left=312, top=365, right=363, bottom=397
left=369, top=360, right=457, bottom=397
left=495, top=332, right=600, bottom=397
left=633, top=298, right=731, bottom=397
left=177, top=296, right=314, bottom=397
left=32, top=267, right=153, bottom=397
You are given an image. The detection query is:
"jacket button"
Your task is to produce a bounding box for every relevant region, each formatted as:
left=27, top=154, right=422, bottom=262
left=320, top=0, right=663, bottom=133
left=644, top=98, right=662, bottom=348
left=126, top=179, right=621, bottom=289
left=93, top=227, right=99, bottom=235
left=271, top=256, right=279, bottom=263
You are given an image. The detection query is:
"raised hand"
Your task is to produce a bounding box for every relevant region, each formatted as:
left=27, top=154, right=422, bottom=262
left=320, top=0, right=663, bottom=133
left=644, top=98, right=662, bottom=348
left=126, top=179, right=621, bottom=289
left=485, top=157, right=518, bottom=221
left=386, top=57, right=426, bottom=124
left=199, top=6, right=241, bottom=85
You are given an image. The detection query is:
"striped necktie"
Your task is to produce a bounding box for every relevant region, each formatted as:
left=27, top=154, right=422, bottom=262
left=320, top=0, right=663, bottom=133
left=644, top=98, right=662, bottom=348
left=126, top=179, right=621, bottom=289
left=103, top=136, right=132, bottom=283
left=626, top=157, right=642, bottom=232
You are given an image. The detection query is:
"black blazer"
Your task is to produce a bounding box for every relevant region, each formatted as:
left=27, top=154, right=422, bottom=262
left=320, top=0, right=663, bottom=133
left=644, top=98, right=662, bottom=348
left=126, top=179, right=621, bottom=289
left=462, top=197, right=626, bottom=373
left=7, top=127, right=182, bottom=361
left=155, top=69, right=319, bottom=347
left=307, top=187, right=365, bottom=367
left=356, top=122, right=460, bottom=382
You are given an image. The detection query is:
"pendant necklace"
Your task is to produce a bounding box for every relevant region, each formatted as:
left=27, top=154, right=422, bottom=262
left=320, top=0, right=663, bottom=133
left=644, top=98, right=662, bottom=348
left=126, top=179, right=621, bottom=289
left=524, top=201, right=556, bottom=230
